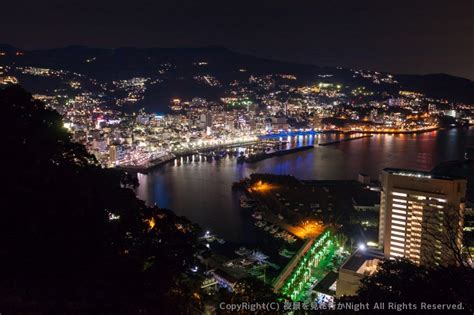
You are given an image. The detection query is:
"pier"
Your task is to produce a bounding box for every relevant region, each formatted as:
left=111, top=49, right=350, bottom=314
left=245, top=145, right=314, bottom=163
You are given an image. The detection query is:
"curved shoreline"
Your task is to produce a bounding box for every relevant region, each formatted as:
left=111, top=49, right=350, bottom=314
left=263, top=126, right=440, bottom=137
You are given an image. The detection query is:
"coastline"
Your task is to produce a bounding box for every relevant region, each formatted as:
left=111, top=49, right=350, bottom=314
left=119, top=126, right=466, bottom=173
left=264, top=126, right=440, bottom=137
left=116, top=153, right=176, bottom=174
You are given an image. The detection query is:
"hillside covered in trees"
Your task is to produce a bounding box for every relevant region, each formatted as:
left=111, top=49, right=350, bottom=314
left=0, top=86, right=200, bottom=313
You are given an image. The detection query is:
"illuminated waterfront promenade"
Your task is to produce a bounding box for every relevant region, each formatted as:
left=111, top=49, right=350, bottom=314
left=171, top=138, right=259, bottom=157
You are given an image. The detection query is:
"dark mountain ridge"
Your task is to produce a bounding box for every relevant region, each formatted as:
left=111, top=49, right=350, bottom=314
left=1, top=44, right=473, bottom=107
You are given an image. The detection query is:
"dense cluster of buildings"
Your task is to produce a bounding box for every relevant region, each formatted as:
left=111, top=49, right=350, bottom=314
left=203, top=166, right=471, bottom=305
left=1, top=53, right=473, bottom=310
left=245, top=166, right=471, bottom=303
left=1, top=57, right=473, bottom=169
left=334, top=167, right=468, bottom=298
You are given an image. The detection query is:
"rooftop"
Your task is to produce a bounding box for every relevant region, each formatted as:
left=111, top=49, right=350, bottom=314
left=340, top=248, right=384, bottom=273
left=314, top=271, right=338, bottom=296
left=383, top=168, right=466, bottom=181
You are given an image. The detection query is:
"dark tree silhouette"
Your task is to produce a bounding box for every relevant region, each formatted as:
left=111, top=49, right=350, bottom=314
left=340, top=259, right=474, bottom=313
left=417, top=203, right=472, bottom=268
left=0, top=86, right=199, bottom=313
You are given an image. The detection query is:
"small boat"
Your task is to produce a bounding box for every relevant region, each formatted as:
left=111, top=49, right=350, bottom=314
left=235, top=247, right=250, bottom=256
left=265, top=147, right=277, bottom=154
left=217, top=238, right=226, bottom=244
left=240, top=259, right=253, bottom=266
left=213, top=151, right=226, bottom=160
left=249, top=250, right=269, bottom=262
left=279, top=248, right=295, bottom=258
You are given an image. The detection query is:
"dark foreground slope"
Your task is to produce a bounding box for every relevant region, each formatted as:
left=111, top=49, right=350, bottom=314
left=0, top=86, right=199, bottom=313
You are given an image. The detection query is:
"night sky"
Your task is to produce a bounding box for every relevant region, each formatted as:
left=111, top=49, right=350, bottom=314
left=2, top=0, right=473, bottom=79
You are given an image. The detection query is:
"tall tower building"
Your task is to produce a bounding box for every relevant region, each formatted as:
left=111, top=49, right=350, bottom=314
left=109, top=145, right=118, bottom=167
left=379, top=168, right=466, bottom=267
left=312, top=113, right=322, bottom=130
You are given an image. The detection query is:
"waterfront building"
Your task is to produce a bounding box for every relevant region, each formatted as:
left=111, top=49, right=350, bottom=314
left=379, top=168, right=466, bottom=267
left=271, top=116, right=289, bottom=131
left=200, top=112, right=213, bottom=128
left=109, top=145, right=118, bottom=167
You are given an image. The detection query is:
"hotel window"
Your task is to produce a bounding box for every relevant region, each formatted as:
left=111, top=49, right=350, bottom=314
left=393, top=192, right=407, bottom=197
left=392, top=220, right=406, bottom=226
left=391, top=236, right=405, bottom=242
left=393, top=209, right=406, bottom=215
left=391, top=230, right=405, bottom=236
left=392, top=225, right=405, bottom=231
left=413, top=196, right=427, bottom=200
left=390, top=246, right=405, bottom=253
left=391, top=252, right=404, bottom=258
left=393, top=198, right=406, bottom=203
left=390, top=240, right=405, bottom=247
left=393, top=203, right=407, bottom=209
left=392, top=214, right=406, bottom=221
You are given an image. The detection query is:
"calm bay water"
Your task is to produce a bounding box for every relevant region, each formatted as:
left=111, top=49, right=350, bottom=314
left=136, top=128, right=474, bottom=243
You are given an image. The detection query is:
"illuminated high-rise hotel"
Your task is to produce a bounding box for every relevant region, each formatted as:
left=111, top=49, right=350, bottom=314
left=379, top=168, right=466, bottom=267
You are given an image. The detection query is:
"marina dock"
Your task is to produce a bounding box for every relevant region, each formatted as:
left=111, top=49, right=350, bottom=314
left=245, top=145, right=314, bottom=163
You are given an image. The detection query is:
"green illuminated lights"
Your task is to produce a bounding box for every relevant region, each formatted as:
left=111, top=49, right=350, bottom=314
left=280, top=230, right=336, bottom=301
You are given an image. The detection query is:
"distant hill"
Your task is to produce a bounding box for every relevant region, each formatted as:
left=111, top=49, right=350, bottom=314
left=1, top=45, right=328, bottom=78
left=1, top=45, right=473, bottom=111
left=397, top=73, right=474, bottom=104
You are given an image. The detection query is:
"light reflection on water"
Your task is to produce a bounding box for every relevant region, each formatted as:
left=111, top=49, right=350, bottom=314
left=137, top=128, right=474, bottom=243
